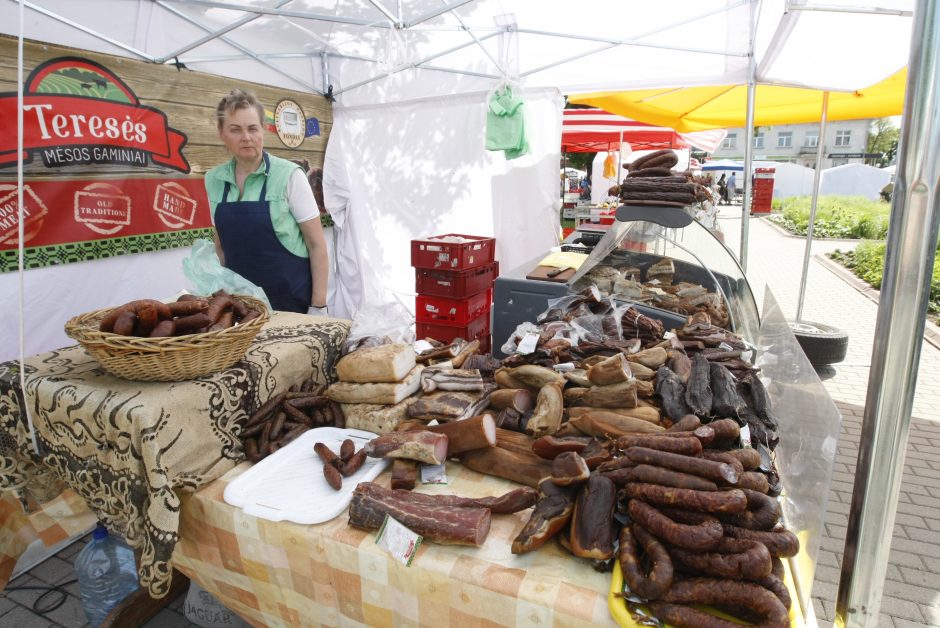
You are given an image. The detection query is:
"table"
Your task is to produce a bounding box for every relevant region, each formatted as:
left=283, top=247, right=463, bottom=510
left=0, top=313, right=350, bottom=597
left=171, top=461, right=616, bottom=627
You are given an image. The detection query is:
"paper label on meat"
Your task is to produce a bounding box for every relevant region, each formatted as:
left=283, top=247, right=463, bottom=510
left=740, top=424, right=752, bottom=448
left=376, top=515, right=423, bottom=566
left=516, top=331, right=540, bottom=355
left=420, top=463, right=448, bottom=484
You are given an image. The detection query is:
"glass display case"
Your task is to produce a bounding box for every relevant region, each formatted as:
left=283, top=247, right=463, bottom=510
left=566, top=204, right=760, bottom=342
left=492, top=204, right=760, bottom=357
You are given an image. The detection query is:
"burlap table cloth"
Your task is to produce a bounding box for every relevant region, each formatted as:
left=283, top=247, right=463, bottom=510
left=172, top=460, right=616, bottom=627
left=0, top=313, right=350, bottom=597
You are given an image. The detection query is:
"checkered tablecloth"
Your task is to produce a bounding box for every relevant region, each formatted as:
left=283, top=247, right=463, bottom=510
left=172, top=461, right=616, bottom=627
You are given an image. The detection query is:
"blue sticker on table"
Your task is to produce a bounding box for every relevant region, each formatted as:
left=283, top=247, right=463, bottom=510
left=306, top=118, right=320, bottom=137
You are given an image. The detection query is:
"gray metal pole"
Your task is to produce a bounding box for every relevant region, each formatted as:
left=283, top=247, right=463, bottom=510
left=794, top=91, right=829, bottom=323
left=835, top=0, right=940, bottom=624
left=740, top=81, right=755, bottom=272
left=739, top=0, right=758, bottom=271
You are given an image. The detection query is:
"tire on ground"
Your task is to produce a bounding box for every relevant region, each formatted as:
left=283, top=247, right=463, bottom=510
left=790, top=321, right=849, bottom=366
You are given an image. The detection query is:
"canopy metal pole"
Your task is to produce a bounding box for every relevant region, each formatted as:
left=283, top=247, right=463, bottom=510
left=835, top=0, right=940, bottom=624
left=740, top=82, right=755, bottom=271
left=618, top=130, right=624, bottom=176
left=739, top=0, right=758, bottom=271
left=794, top=91, right=829, bottom=323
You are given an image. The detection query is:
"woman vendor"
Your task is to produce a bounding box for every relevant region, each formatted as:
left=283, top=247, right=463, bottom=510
left=205, top=89, right=329, bottom=315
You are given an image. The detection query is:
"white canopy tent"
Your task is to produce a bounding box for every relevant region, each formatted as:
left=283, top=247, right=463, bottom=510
left=771, top=162, right=816, bottom=199
left=819, top=162, right=894, bottom=200
left=0, top=2, right=932, bottom=626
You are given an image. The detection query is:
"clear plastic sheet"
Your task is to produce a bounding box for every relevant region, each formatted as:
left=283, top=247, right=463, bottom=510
left=756, top=288, right=842, bottom=615
left=565, top=217, right=760, bottom=343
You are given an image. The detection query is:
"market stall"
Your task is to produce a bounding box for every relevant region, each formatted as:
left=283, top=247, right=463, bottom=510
left=0, top=2, right=930, bottom=628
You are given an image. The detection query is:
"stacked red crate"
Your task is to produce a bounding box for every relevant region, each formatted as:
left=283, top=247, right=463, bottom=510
left=411, top=234, right=497, bottom=353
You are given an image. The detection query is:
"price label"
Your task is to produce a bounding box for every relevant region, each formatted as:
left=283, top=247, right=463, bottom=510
left=516, top=330, right=540, bottom=355
left=420, top=463, right=448, bottom=484
left=376, top=515, right=422, bottom=566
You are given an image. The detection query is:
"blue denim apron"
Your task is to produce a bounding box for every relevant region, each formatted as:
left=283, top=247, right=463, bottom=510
left=214, top=153, right=312, bottom=313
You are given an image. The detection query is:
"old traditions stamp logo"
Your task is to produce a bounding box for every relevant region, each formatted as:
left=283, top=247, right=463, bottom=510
left=273, top=99, right=306, bottom=148
left=0, top=57, right=191, bottom=173
left=74, top=182, right=132, bottom=235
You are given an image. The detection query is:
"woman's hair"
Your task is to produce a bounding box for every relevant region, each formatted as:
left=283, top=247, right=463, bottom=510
left=607, top=185, right=620, bottom=196
left=216, top=89, right=265, bottom=129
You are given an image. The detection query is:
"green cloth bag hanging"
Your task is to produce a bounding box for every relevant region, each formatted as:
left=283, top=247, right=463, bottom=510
left=486, top=84, right=529, bottom=159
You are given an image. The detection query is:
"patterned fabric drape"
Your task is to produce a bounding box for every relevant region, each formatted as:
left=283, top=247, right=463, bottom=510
left=0, top=313, right=349, bottom=596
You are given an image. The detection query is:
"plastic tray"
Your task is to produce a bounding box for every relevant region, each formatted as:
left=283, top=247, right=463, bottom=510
left=410, top=233, right=496, bottom=271
left=415, top=289, right=492, bottom=325
left=416, top=308, right=491, bottom=347
left=414, top=261, right=499, bottom=298
left=222, top=427, right=388, bottom=524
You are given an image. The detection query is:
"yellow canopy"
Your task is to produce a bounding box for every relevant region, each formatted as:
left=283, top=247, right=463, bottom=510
left=568, top=68, right=907, bottom=133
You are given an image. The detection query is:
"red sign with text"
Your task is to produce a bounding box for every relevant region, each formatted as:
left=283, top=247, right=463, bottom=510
left=0, top=178, right=211, bottom=249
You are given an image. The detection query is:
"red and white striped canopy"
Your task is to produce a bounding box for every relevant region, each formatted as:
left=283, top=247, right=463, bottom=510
left=562, top=108, right=726, bottom=153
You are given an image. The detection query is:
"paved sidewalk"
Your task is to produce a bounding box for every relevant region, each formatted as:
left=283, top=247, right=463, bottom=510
left=719, top=205, right=940, bottom=628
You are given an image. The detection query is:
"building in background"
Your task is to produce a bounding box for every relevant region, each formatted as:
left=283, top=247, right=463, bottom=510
left=710, top=119, right=874, bottom=169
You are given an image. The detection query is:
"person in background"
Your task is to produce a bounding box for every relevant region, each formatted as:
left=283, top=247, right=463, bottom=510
left=716, top=174, right=728, bottom=205
left=580, top=175, right=592, bottom=200
left=727, top=172, right=737, bottom=204
left=206, top=89, right=329, bottom=315
left=605, top=185, right=621, bottom=204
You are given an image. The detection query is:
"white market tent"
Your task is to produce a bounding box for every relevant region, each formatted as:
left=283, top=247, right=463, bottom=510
left=819, top=162, right=894, bottom=200
left=771, top=162, right=816, bottom=199
left=0, top=2, right=933, bottom=626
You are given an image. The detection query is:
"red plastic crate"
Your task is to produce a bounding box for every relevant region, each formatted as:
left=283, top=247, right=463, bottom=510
left=416, top=308, right=491, bottom=349
left=416, top=289, right=492, bottom=325
left=414, top=262, right=499, bottom=299
left=411, top=234, right=496, bottom=271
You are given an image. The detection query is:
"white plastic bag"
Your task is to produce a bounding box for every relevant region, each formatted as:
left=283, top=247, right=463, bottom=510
left=346, top=299, right=415, bottom=351
left=182, top=239, right=271, bottom=309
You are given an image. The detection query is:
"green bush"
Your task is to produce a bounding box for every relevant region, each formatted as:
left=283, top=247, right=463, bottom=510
left=831, top=241, right=940, bottom=314
left=768, top=195, right=890, bottom=239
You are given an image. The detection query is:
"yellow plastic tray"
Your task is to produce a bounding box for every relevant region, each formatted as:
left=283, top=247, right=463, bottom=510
left=608, top=560, right=806, bottom=627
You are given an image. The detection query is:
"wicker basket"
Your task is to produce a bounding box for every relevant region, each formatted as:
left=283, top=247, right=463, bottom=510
left=64, top=295, right=270, bottom=382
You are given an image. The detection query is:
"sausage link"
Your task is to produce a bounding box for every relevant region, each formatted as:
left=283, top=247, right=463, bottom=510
left=619, top=524, right=673, bottom=600
left=624, top=483, right=747, bottom=514
left=726, top=448, right=762, bottom=471
left=174, top=312, right=212, bottom=333
left=724, top=488, right=781, bottom=530
left=149, top=319, right=177, bottom=338
left=269, top=410, right=287, bottom=440
left=666, top=415, right=701, bottom=432
left=340, top=439, right=355, bottom=462
left=759, top=572, right=792, bottom=610
left=112, top=310, right=138, bottom=336
left=658, top=577, right=789, bottom=627
left=244, top=438, right=261, bottom=463
left=670, top=537, right=773, bottom=580
left=722, top=524, right=800, bottom=557
left=615, top=435, right=703, bottom=456
left=205, top=294, right=234, bottom=323
left=625, top=446, right=739, bottom=484
left=736, top=471, right=771, bottom=494
left=99, top=302, right=137, bottom=332
left=323, top=463, right=343, bottom=490
left=631, top=464, right=717, bottom=491
left=628, top=499, right=722, bottom=550
left=247, top=392, right=288, bottom=427
left=314, top=442, right=340, bottom=467
left=133, top=301, right=159, bottom=336
left=700, top=450, right=745, bottom=473
left=340, top=449, right=367, bottom=477
left=705, top=418, right=741, bottom=444
left=209, top=310, right=235, bottom=331
left=168, top=299, right=209, bottom=316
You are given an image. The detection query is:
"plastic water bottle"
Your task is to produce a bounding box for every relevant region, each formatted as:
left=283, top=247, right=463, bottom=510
left=74, top=525, right=139, bottom=627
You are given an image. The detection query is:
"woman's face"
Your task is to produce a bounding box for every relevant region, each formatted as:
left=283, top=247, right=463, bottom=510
left=219, top=106, right=264, bottom=163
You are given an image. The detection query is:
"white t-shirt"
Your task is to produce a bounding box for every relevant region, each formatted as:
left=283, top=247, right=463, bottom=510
left=286, top=168, right=320, bottom=224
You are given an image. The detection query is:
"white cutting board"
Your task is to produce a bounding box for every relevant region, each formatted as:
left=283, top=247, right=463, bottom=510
left=223, top=427, right=389, bottom=524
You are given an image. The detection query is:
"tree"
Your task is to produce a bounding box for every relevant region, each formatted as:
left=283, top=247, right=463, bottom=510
left=866, top=118, right=900, bottom=167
